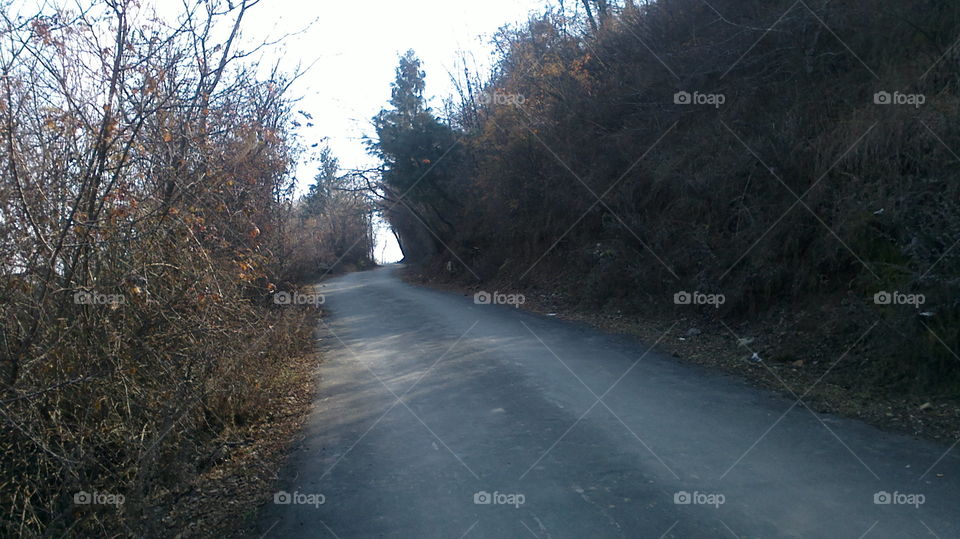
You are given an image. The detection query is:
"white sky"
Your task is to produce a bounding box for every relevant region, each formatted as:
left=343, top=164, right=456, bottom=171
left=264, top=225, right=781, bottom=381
left=245, top=0, right=547, bottom=171
left=238, top=0, right=551, bottom=262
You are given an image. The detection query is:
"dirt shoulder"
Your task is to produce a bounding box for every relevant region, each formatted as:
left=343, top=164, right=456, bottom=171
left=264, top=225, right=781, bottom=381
left=401, top=266, right=960, bottom=446
left=157, top=346, right=318, bottom=538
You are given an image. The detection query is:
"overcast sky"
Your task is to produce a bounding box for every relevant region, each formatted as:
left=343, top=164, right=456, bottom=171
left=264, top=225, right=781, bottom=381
left=239, top=0, right=552, bottom=261
left=243, top=0, right=548, bottom=175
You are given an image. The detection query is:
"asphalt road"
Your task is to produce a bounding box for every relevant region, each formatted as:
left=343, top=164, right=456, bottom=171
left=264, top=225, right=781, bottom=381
left=257, top=265, right=960, bottom=538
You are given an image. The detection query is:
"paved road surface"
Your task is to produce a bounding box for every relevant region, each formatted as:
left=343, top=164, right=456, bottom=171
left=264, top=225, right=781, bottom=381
left=257, top=265, right=960, bottom=538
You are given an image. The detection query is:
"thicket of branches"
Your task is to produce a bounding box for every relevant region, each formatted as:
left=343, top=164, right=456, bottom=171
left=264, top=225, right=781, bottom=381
left=0, top=0, right=370, bottom=535
left=373, top=0, right=960, bottom=394
left=290, top=144, right=375, bottom=280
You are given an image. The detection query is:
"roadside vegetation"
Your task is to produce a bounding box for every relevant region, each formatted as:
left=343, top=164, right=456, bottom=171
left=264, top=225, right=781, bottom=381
left=371, top=1, right=960, bottom=414
left=0, top=0, right=371, bottom=535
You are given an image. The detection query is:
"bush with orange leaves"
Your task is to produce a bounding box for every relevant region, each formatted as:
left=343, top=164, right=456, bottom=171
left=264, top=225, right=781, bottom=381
left=0, top=0, right=322, bottom=535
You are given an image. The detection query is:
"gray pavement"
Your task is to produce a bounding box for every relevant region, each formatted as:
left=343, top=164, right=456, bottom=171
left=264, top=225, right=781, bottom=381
left=257, top=265, right=960, bottom=538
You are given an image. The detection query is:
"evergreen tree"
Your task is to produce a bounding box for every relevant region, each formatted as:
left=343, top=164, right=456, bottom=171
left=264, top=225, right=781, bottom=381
left=368, top=50, right=461, bottom=210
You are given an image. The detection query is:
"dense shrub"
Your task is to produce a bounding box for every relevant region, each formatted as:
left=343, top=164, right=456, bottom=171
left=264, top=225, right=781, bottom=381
left=379, top=0, right=960, bottom=394
left=0, top=1, right=369, bottom=534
